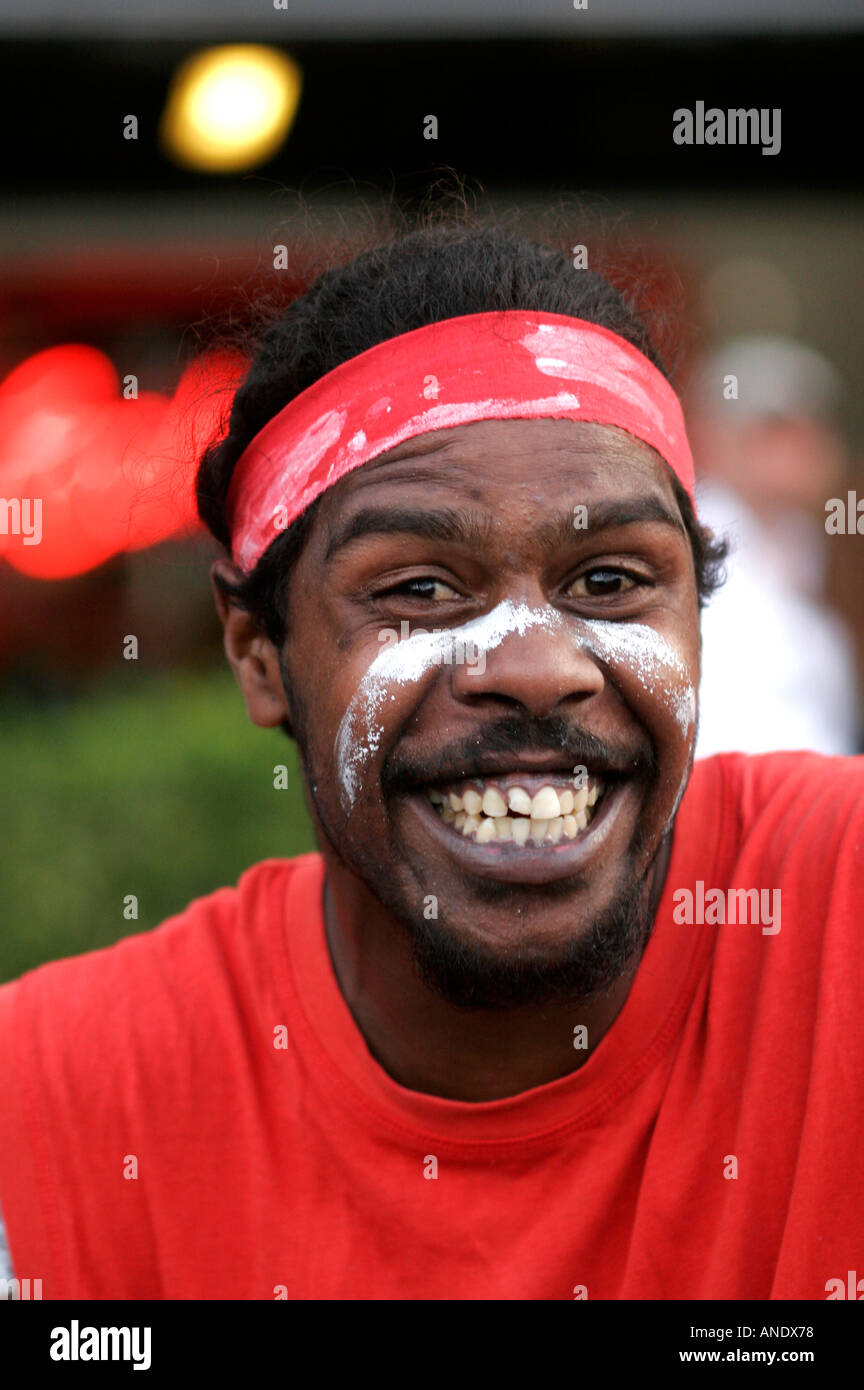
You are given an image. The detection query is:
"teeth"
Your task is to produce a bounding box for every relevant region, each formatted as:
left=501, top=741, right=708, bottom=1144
left=508, top=786, right=533, bottom=815
left=481, top=786, right=508, bottom=817
left=428, top=774, right=606, bottom=844
left=511, top=817, right=531, bottom=845
left=531, top=785, right=561, bottom=819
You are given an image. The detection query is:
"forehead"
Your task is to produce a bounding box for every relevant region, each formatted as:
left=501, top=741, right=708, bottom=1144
left=317, top=418, right=679, bottom=520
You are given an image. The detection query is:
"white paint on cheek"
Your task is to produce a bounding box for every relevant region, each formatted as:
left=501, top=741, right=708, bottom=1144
left=334, top=600, right=562, bottom=809
left=577, top=619, right=696, bottom=838
left=577, top=619, right=696, bottom=735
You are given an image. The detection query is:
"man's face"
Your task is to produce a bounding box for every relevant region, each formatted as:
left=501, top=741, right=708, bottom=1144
left=279, top=418, right=700, bottom=1006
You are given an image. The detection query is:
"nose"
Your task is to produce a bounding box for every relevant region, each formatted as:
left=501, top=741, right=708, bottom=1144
left=449, top=612, right=605, bottom=719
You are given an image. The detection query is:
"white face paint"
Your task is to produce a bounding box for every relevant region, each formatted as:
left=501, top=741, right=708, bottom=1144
left=579, top=619, right=698, bottom=839
left=335, top=601, right=557, bottom=809
left=577, top=619, right=697, bottom=736
left=333, top=602, right=696, bottom=812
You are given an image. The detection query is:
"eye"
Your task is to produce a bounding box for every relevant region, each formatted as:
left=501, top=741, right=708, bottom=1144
left=376, top=576, right=460, bottom=602
left=568, top=568, right=638, bottom=598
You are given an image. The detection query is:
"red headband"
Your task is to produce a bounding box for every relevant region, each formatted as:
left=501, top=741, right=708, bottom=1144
left=227, top=310, right=694, bottom=571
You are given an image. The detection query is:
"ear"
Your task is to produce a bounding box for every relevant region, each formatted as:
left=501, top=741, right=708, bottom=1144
left=210, top=560, right=292, bottom=731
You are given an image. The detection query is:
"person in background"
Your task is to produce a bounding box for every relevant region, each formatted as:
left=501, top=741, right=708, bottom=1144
left=689, top=335, right=860, bottom=758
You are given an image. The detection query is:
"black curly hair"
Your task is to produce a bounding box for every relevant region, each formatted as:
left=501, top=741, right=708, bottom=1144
left=197, top=217, right=727, bottom=646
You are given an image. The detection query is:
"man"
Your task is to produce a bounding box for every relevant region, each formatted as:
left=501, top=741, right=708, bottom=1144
left=1, top=224, right=861, bottom=1300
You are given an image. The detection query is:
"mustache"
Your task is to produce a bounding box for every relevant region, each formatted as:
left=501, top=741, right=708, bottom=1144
left=382, top=714, right=657, bottom=792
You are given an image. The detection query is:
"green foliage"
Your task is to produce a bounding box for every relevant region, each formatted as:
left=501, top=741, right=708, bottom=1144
left=0, top=671, right=316, bottom=984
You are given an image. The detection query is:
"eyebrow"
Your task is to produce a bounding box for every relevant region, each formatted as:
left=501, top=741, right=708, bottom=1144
left=537, top=497, right=686, bottom=548
left=325, top=507, right=498, bottom=560
left=324, top=495, right=685, bottom=561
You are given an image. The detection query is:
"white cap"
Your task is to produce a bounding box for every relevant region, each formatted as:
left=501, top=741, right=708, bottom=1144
left=691, top=335, right=841, bottom=422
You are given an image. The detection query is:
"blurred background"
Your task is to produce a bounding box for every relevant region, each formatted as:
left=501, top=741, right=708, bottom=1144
left=2, top=0, right=863, bottom=980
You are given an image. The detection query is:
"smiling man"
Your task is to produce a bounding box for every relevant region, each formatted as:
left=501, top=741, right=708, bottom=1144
left=225, top=417, right=698, bottom=1078
left=1, top=224, right=862, bottom=1301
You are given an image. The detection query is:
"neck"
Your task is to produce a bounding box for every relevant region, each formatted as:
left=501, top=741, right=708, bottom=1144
left=320, top=835, right=673, bottom=1102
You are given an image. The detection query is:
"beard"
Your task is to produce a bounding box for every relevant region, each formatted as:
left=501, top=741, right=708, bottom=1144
left=378, top=717, right=659, bottom=1011
left=374, top=860, right=655, bottom=1011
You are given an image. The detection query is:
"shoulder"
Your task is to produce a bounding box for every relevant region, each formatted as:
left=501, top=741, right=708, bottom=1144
left=0, top=853, right=321, bottom=1081
left=688, top=749, right=864, bottom=839
left=681, top=750, right=864, bottom=940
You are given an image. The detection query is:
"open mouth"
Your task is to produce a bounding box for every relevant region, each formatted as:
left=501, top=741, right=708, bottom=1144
left=426, top=772, right=607, bottom=847
left=403, top=762, right=635, bottom=885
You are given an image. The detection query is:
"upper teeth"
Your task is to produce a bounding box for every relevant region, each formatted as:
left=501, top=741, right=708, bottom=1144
left=436, top=782, right=595, bottom=818
left=427, top=777, right=604, bottom=845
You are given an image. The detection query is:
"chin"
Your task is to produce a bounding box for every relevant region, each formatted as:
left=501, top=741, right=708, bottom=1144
left=395, top=870, right=653, bottom=1012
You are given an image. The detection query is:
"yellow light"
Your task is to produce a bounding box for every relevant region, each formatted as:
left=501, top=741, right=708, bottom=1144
left=160, top=45, right=302, bottom=173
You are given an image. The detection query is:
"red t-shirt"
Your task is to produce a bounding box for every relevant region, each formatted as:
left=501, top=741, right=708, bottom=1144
left=1, top=751, right=862, bottom=1300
